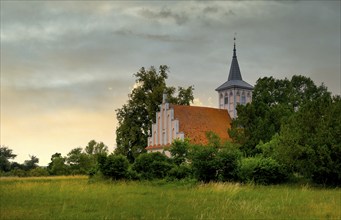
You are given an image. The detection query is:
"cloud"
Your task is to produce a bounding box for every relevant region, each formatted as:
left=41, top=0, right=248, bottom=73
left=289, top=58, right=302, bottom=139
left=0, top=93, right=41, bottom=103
left=114, top=29, right=184, bottom=43
left=138, top=7, right=189, bottom=25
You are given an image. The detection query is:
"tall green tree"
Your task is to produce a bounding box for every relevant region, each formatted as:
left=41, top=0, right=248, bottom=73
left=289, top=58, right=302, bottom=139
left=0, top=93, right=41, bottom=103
left=23, top=155, right=39, bottom=171
left=229, top=75, right=330, bottom=155
left=48, top=153, right=69, bottom=175
left=274, top=95, right=341, bottom=185
left=85, top=140, right=108, bottom=155
left=0, top=146, right=17, bottom=172
left=66, top=148, right=93, bottom=174
left=115, top=65, right=194, bottom=159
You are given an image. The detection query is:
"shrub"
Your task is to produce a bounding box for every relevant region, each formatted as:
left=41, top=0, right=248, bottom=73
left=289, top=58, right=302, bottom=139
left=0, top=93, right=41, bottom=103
left=189, top=146, right=219, bottom=182
left=99, top=154, right=129, bottom=180
left=28, top=167, right=49, bottom=177
left=168, top=164, right=192, bottom=180
left=238, top=157, right=288, bottom=185
left=132, top=152, right=173, bottom=179
left=169, top=139, right=190, bottom=165
left=189, top=145, right=241, bottom=183
left=216, top=148, right=241, bottom=182
left=126, top=166, right=140, bottom=180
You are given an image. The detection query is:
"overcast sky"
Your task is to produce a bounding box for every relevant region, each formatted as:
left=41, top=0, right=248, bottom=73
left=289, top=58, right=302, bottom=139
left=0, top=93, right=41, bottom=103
left=1, top=1, right=340, bottom=166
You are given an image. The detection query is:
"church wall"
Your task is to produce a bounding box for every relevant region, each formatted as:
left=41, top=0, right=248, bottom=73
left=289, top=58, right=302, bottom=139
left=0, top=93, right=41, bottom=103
left=147, top=102, right=184, bottom=151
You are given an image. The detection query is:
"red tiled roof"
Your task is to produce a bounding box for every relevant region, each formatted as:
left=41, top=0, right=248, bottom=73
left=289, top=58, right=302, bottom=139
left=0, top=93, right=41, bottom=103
left=171, top=105, right=232, bottom=145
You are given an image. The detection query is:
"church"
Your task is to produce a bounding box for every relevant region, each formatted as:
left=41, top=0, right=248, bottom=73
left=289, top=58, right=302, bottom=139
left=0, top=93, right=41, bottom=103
left=146, top=38, right=253, bottom=154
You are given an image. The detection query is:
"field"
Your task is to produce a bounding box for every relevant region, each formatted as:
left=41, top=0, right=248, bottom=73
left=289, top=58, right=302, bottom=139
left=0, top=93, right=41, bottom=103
left=0, top=176, right=340, bottom=220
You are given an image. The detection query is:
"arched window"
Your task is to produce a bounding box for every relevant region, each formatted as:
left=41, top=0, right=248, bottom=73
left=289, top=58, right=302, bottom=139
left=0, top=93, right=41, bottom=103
left=241, top=95, right=246, bottom=104
left=224, top=96, right=228, bottom=105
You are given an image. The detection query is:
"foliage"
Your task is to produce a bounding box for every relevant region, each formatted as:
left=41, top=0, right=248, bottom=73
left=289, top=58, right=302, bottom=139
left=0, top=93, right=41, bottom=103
left=274, top=95, right=341, bottom=185
left=238, top=157, right=289, bottom=185
left=115, top=65, right=194, bottom=159
left=189, top=145, right=220, bottom=182
left=216, top=147, right=242, bottom=182
left=85, top=140, right=108, bottom=158
left=0, top=146, right=17, bottom=172
left=23, top=155, right=39, bottom=171
left=28, top=167, right=49, bottom=177
left=98, top=154, right=129, bottom=180
left=229, top=75, right=330, bottom=156
left=66, top=140, right=108, bottom=175
left=168, top=139, right=190, bottom=165
left=132, top=152, right=173, bottom=179
left=206, top=131, right=222, bottom=148
left=48, top=153, right=70, bottom=175
left=168, top=164, right=192, bottom=180
left=189, top=144, right=241, bottom=183
left=66, top=148, right=93, bottom=175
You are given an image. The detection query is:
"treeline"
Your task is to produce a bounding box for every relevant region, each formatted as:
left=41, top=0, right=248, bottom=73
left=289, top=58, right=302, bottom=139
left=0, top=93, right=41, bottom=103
left=93, top=136, right=289, bottom=185
left=0, top=140, right=109, bottom=177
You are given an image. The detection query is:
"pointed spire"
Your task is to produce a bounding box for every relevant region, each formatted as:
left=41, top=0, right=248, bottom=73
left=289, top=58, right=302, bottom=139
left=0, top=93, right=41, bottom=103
left=233, top=36, right=236, bottom=58
left=228, top=35, right=243, bottom=81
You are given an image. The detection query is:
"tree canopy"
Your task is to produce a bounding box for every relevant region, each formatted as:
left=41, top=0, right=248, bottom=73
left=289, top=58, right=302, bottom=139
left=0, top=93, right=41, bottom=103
left=0, top=146, right=17, bottom=172
left=229, top=75, right=331, bottom=155
left=115, top=65, right=194, bottom=159
left=229, top=75, right=340, bottom=185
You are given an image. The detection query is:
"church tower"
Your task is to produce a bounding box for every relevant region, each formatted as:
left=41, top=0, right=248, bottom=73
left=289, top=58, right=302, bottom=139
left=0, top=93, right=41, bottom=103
left=216, top=38, right=254, bottom=118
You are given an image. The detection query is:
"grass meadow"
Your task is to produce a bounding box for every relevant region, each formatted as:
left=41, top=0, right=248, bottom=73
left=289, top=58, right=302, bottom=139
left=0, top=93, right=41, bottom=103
left=0, top=176, right=340, bottom=220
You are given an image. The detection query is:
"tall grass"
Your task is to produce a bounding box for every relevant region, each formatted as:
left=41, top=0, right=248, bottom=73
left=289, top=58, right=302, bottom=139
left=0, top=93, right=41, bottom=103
left=0, top=176, right=340, bottom=219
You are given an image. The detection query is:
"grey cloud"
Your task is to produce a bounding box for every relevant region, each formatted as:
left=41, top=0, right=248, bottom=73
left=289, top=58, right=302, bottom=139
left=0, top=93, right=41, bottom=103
left=203, top=6, right=219, bottom=14
left=138, top=8, right=189, bottom=25
left=114, top=29, right=184, bottom=43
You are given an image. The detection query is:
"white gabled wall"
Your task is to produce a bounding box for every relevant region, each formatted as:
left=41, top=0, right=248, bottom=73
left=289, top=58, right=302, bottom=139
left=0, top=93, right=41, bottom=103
left=147, top=101, right=184, bottom=149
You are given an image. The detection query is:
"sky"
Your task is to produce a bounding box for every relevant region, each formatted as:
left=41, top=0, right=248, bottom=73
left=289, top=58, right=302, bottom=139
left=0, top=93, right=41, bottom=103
left=1, top=1, right=340, bottom=166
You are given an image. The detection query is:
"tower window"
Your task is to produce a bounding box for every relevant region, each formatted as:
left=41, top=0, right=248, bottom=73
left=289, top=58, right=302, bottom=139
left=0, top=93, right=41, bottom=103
left=224, top=96, right=228, bottom=104
left=241, top=95, right=246, bottom=104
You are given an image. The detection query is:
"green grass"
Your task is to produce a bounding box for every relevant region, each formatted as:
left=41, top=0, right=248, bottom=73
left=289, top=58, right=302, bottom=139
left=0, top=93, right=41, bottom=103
left=0, top=176, right=340, bottom=219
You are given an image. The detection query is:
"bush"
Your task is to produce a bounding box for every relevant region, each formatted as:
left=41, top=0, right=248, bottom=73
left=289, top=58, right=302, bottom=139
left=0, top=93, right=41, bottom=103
left=189, top=146, right=219, bottom=182
left=9, top=168, right=27, bottom=177
left=126, top=166, right=140, bottom=180
left=168, top=164, right=192, bottom=180
left=216, top=148, right=241, bottom=182
left=99, top=154, right=129, bottom=180
left=238, top=157, right=288, bottom=185
left=169, top=139, right=190, bottom=165
left=28, top=167, right=49, bottom=177
left=132, top=152, right=173, bottom=180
